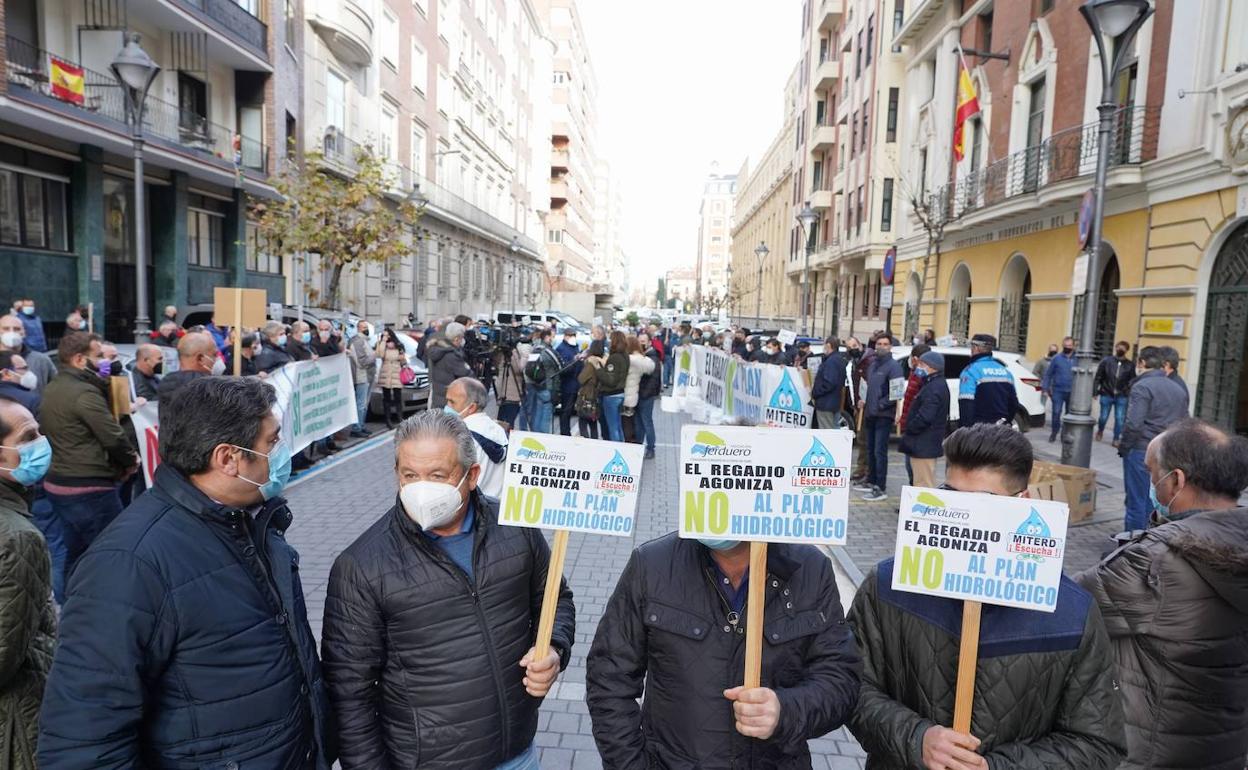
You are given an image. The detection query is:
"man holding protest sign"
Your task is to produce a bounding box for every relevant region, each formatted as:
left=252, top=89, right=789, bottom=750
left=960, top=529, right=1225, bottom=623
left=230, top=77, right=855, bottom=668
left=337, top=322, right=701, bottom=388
left=847, top=423, right=1125, bottom=770
left=322, top=410, right=575, bottom=769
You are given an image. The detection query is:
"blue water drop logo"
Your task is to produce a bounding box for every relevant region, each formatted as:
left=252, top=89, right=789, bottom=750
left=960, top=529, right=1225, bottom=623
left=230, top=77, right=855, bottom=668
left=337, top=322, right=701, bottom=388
left=769, top=370, right=801, bottom=412
left=800, top=437, right=834, bottom=467
left=1015, top=508, right=1052, bottom=538
left=602, top=450, right=630, bottom=476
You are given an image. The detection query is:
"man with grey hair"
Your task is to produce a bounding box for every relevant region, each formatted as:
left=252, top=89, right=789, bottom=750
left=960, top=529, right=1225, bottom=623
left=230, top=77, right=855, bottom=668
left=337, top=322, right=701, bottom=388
left=255, top=320, right=293, bottom=373
left=323, top=409, right=574, bottom=769
left=446, top=376, right=508, bottom=499
left=0, top=314, right=56, bottom=390
left=427, top=320, right=472, bottom=410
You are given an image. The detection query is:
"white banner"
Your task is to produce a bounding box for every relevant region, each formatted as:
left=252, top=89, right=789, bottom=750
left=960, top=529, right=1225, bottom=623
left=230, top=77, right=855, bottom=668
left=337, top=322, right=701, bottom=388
left=671, top=344, right=815, bottom=428
left=500, top=432, right=645, bottom=536
left=678, top=425, right=853, bottom=545
left=130, top=354, right=358, bottom=486
left=891, top=486, right=1070, bottom=612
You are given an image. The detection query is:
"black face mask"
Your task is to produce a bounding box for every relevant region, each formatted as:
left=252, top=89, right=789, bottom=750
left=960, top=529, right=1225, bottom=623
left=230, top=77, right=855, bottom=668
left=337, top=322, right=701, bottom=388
left=1116, top=349, right=1128, bottom=359
left=1063, top=346, right=1074, bottom=355
left=875, top=348, right=890, bottom=359
left=152, top=362, right=164, bottom=376
left=848, top=348, right=862, bottom=360
left=1047, top=351, right=1057, bottom=358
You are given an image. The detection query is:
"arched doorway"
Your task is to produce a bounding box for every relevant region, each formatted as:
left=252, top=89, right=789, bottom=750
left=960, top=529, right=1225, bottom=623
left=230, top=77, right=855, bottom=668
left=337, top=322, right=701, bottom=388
left=997, top=254, right=1031, bottom=353
left=903, top=271, right=922, bottom=342
left=1072, top=249, right=1120, bottom=358
left=949, top=263, right=972, bottom=342
left=1196, top=221, right=1248, bottom=435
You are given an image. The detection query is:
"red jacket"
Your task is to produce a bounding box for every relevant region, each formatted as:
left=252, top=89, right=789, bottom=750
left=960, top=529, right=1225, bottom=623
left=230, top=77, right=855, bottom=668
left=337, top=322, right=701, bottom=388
left=898, top=371, right=923, bottom=432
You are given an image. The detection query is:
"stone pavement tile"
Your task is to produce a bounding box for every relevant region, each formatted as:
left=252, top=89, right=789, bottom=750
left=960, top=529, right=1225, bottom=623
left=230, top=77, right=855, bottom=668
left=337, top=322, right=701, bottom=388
left=573, top=750, right=605, bottom=770
left=559, top=732, right=598, bottom=750
left=539, top=747, right=574, bottom=769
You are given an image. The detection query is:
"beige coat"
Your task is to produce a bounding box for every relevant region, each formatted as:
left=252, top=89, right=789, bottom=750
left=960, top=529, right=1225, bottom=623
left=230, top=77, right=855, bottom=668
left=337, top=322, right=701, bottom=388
left=623, top=352, right=656, bottom=408
left=375, top=342, right=407, bottom=389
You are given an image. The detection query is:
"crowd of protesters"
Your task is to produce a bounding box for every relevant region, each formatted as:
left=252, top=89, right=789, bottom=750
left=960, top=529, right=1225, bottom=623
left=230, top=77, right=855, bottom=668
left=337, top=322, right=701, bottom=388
left=0, top=295, right=1243, bottom=769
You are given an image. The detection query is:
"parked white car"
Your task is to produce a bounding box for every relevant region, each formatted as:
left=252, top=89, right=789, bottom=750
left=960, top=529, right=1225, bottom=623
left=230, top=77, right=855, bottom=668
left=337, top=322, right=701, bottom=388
left=890, top=345, right=1045, bottom=430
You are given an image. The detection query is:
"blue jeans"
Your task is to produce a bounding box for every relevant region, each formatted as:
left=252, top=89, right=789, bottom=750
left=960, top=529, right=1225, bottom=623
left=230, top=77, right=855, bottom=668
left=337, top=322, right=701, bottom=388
left=1049, top=389, right=1071, bottom=437
left=1098, top=394, right=1128, bottom=441
left=520, top=387, right=537, bottom=431
left=1123, top=448, right=1151, bottom=531
left=663, top=355, right=674, bottom=388
left=495, top=744, right=539, bottom=770
left=354, top=381, right=370, bottom=430
left=527, top=388, right=554, bottom=434
left=47, top=486, right=123, bottom=590
left=636, top=396, right=657, bottom=452
left=602, top=393, right=625, bottom=441
left=31, top=490, right=66, bottom=603
left=865, top=415, right=892, bottom=491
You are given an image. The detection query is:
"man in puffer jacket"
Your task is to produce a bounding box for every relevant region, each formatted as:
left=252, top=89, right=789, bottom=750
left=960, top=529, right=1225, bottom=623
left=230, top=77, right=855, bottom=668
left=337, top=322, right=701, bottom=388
left=39, top=376, right=333, bottom=769
left=322, top=410, right=575, bottom=769
left=848, top=423, right=1125, bottom=770
left=1078, top=418, right=1248, bottom=770
left=427, top=321, right=473, bottom=409
left=587, top=534, right=861, bottom=767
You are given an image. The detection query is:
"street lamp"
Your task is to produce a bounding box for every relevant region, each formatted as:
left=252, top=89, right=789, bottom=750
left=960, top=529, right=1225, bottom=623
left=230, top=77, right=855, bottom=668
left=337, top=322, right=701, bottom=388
left=797, top=202, right=818, bottom=336
left=1064, top=0, right=1153, bottom=468
left=111, top=33, right=160, bottom=344
left=725, top=263, right=733, bottom=323
left=407, top=187, right=428, bottom=325
left=753, top=241, right=769, bottom=329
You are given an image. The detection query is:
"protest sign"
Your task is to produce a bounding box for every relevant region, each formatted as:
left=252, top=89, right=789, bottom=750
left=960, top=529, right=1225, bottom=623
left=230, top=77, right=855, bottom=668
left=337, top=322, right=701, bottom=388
left=890, top=485, right=1071, bottom=730
left=678, top=425, right=852, bottom=546
left=500, top=432, right=645, bottom=659
left=214, top=287, right=266, bottom=376
left=130, top=354, right=357, bottom=486
left=672, top=345, right=815, bottom=428
left=777, top=329, right=797, bottom=346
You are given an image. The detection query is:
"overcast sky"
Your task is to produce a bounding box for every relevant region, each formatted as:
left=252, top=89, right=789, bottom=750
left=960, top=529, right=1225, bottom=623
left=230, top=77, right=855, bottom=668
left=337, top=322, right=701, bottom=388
left=576, top=1, right=802, bottom=293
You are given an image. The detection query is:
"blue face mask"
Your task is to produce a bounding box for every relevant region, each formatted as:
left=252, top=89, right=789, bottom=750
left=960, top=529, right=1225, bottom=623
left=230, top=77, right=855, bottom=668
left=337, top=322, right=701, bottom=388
left=235, top=442, right=292, bottom=501
left=300, top=332, right=311, bottom=344
left=698, top=537, right=740, bottom=551
left=1148, top=469, right=1177, bottom=519
left=914, top=368, right=929, bottom=380
left=443, top=404, right=465, bottom=418
left=0, top=435, right=52, bottom=486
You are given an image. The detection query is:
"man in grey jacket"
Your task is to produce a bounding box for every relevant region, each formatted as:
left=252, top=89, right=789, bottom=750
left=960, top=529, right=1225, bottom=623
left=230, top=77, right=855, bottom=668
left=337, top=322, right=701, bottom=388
left=347, top=320, right=377, bottom=438
left=854, top=336, right=903, bottom=502
left=1119, top=346, right=1189, bottom=532
left=1080, top=418, right=1248, bottom=770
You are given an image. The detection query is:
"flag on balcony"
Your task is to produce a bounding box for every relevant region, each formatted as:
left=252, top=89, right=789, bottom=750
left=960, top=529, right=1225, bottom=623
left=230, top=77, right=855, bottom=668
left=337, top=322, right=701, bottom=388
left=49, top=57, right=85, bottom=105
left=952, top=46, right=980, bottom=162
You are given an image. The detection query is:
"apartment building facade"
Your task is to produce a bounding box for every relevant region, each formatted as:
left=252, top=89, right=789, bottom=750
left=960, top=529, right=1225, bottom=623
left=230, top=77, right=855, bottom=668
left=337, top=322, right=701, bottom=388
left=593, top=158, right=627, bottom=302
left=892, top=0, right=1248, bottom=435
left=0, top=0, right=290, bottom=342
left=730, top=65, right=802, bottom=329
left=300, top=0, right=548, bottom=324
left=695, top=166, right=737, bottom=311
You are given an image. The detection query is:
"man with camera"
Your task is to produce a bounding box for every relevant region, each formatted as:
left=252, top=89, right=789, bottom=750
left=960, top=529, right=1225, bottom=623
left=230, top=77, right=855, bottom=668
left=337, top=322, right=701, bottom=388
left=522, top=326, right=562, bottom=435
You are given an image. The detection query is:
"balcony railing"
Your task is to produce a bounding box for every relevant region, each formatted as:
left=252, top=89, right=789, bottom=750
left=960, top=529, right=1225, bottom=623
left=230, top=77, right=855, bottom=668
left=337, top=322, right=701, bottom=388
left=5, top=37, right=267, bottom=173
left=177, top=0, right=268, bottom=56
left=932, top=105, right=1160, bottom=221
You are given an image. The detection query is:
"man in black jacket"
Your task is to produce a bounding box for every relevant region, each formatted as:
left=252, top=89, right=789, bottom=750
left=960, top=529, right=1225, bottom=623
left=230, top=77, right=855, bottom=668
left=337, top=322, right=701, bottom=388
left=39, top=376, right=332, bottom=769
left=848, top=423, right=1125, bottom=770
left=322, top=409, right=575, bottom=769
left=586, top=534, right=861, bottom=767
left=1093, top=340, right=1133, bottom=447
left=812, top=336, right=846, bottom=429
left=898, top=350, right=949, bottom=488
left=855, top=336, right=904, bottom=502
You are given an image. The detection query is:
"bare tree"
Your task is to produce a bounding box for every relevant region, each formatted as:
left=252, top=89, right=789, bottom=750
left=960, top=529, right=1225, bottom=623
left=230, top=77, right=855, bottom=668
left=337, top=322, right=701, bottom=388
left=900, top=178, right=964, bottom=332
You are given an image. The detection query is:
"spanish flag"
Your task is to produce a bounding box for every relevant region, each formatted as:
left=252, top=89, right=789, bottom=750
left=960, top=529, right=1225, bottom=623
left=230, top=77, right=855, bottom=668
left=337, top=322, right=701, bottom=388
left=952, top=45, right=980, bottom=162
left=50, top=57, right=85, bottom=105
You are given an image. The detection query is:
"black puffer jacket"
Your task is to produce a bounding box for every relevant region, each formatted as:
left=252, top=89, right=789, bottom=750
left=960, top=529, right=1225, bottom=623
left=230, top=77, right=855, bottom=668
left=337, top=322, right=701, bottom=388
left=427, top=338, right=473, bottom=409
left=586, top=534, right=861, bottom=768
left=1078, top=508, right=1248, bottom=770
left=848, top=561, right=1125, bottom=769
left=38, top=465, right=332, bottom=769
left=322, top=492, right=575, bottom=769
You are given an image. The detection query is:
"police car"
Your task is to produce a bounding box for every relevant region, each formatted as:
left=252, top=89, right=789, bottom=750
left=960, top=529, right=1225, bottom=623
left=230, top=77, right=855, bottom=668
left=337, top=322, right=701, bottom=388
left=890, top=345, right=1045, bottom=430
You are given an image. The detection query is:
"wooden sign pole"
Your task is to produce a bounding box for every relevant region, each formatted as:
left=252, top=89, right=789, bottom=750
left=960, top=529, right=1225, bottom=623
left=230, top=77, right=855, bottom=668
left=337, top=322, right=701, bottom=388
left=743, top=541, right=768, bottom=688
left=533, top=529, right=570, bottom=659
left=952, top=600, right=983, bottom=733
left=87, top=302, right=94, bottom=333
left=231, top=292, right=243, bottom=377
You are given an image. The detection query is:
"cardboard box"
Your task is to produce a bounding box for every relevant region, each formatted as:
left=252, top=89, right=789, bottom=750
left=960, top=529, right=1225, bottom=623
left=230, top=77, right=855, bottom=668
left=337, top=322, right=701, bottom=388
left=1028, top=461, right=1097, bottom=523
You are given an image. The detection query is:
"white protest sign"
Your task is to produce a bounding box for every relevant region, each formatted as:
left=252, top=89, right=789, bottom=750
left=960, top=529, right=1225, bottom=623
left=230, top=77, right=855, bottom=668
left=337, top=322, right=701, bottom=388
left=679, top=345, right=815, bottom=428
left=891, top=486, right=1070, bottom=612
left=888, top=376, right=906, bottom=401
left=500, top=432, right=645, bottom=536
left=678, top=425, right=852, bottom=545
left=131, top=354, right=358, bottom=485
left=777, top=329, right=798, bottom=346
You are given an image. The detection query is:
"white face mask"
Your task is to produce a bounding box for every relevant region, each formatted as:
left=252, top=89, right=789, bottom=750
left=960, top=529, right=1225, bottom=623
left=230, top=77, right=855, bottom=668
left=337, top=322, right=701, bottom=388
left=210, top=357, right=226, bottom=376
left=400, top=474, right=468, bottom=530
left=0, top=331, right=21, bottom=349
left=17, top=371, right=36, bottom=390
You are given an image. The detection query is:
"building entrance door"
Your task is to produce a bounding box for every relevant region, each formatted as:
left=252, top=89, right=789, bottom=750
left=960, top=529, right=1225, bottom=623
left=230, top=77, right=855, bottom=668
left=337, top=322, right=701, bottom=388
left=102, top=176, right=153, bottom=342
left=1197, top=222, right=1248, bottom=435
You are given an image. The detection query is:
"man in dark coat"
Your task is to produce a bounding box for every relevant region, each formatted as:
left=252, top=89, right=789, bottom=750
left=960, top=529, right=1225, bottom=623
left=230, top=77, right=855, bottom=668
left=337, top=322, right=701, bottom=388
left=1041, top=336, right=1077, bottom=442
left=427, top=322, right=474, bottom=410
left=848, top=423, right=1126, bottom=770
left=1079, top=418, right=1248, bottom=770
left=131, top=344, right=163, bottom=401
left=811, top=336, right=846, bottom=429
left=959, top=334, right=1019, bottom=429
left=157, top=332, right=220, bottom=423
left=855, top=336, right=903, bottom=502
left=898, top=350, right=949, bottom=489
left=254, top=321, right=294, bottom=374
left=322, top=410, right=574, bottom=769
left=554, top=329, right=582, bottom=436
left=1119, top=346, right=1189, bottom=532
left=587, top=533, right=860, bottom=767
left=1092, top=340, right=1134, bottom=446
left=38, top=376, right=333, bottom=769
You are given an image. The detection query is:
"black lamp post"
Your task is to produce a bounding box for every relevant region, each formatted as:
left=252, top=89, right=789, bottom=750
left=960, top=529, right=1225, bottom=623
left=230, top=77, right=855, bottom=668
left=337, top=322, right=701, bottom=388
left=753, top=241, right=769, bottom=329
left=797, top=202, right=818, bottom=335
left=1063, top=0, right=1153, bottom=468
left=111, top=33, right=160, bottom=344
